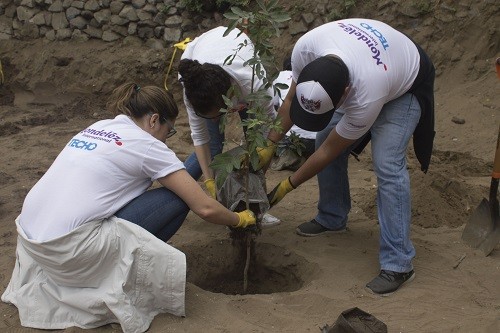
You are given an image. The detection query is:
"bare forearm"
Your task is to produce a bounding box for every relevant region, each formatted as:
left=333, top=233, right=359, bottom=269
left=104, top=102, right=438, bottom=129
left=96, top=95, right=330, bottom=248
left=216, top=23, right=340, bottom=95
left=196, top=198, right=239, bottom=227
left=268, top=99, right=293, bottom=143
left=194, top=144, right=214, bottom=179
left=269, top=81, right=295, bottom=143
left=290, top=146, right=332, bottom=187
left=289, top=129, right=355, bottom=188
left=158, top=169, right=238, bottom=227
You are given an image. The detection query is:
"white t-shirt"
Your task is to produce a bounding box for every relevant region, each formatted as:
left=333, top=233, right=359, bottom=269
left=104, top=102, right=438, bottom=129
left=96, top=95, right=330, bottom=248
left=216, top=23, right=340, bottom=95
left=180, top=26, right=275, bottom=146
left=273, top=70, right=316, bottom=140
left=19, top=115, right=185, bottom=242
left=291, top=19, right=420, bottom=140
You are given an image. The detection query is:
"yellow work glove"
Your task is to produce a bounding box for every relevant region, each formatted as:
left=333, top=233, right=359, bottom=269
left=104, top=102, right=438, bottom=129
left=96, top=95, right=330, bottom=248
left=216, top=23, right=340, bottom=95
left=234, top=210, right=256, bottom=228
left=256, top=139, right=277, bottom=170
left=204, top=178, right=216, bottom=199
left=267, top=177, right=296, bottom=208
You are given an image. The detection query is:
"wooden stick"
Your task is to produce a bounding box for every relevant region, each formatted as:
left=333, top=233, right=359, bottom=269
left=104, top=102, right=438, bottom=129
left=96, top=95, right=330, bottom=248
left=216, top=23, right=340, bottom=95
left=453, top=253, right=466, bottom=269
left=243, top=234, right=251, bottom=293
left=243, top=154, right=251, bottom=293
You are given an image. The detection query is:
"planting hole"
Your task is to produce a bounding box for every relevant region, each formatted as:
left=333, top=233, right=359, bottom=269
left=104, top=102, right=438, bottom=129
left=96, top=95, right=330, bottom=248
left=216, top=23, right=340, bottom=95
left=181, top=239, right=317, bottom=295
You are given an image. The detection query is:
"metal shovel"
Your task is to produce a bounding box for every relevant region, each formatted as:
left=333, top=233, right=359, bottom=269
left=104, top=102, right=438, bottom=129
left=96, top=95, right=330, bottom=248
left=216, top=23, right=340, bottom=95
left=462, top=125, right=500, bottom=255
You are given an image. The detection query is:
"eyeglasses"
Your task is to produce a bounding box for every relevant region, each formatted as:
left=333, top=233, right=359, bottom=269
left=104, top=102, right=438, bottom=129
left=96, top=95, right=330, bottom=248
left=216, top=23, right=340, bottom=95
left=164, top=119, right=177, bottom=138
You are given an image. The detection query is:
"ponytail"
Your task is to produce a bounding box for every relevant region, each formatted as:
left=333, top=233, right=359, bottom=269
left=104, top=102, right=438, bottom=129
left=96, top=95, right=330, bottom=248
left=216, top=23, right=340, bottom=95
left=107, top=82, right=179, bottom=122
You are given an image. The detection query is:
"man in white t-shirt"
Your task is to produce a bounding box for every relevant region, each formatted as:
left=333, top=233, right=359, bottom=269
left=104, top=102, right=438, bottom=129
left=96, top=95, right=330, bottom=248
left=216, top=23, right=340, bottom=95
left=264, top=19, right=435, bottom=296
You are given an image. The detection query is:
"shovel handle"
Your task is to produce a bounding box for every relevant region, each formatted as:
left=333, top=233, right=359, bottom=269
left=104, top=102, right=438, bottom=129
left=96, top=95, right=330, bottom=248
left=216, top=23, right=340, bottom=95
left=496, top=57, right=500, bottom=79
left=490, top=125, right=500, bottom=217
left=494, top=125, right=500, bottom=179
left=494, top=59, right=500, bottom=178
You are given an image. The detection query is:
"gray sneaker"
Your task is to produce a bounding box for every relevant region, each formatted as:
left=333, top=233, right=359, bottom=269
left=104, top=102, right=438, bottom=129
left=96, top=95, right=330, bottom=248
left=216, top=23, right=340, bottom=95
left=296, top=219, right=347, bottom=237
left=366, top=270, right=415, bottom=296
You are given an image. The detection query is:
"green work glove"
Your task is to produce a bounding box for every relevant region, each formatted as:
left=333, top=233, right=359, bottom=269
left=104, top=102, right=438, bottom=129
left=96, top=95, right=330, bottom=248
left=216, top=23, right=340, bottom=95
left=267, top=177, right=296, bottom=208
left=234, top=210, right=256, bottom=228
left=204, top=178, right=216, bottom=199
left=256, top=139, right=277, bottom=170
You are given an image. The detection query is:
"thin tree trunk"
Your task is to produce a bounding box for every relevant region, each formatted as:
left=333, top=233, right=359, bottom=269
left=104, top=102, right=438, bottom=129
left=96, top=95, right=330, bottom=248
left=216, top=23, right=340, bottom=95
left=243, top=155, right=251, bottom=293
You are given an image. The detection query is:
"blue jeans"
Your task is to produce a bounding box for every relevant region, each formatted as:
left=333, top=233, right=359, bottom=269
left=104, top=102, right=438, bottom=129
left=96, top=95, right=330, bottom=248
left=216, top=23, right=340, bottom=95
left=115, top=187, right=189, bottom=242
left=315, top=93, right=421, bottom=273
left=184, top=118, right=225, bottom=180
left=115, top=146, right=208, bottom=242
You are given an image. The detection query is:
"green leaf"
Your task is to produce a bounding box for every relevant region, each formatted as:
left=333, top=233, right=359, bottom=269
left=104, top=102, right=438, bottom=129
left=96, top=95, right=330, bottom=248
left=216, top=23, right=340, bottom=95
left=270, top=12, right=290, bottom=23
left=222, top=94, right=232, bottom=106
left=215, top=170, right=229, bottom=188
left=219, top=112, right=227, bottom=133
left=274, top=83, right=289, bottom=90
left=250, top=152, right=260, bottom=171
left=232, top=155, right=243, bottom=170
left=224, top=12, right=240, bottom=20
left=231, top=6, right=250, bottom=17
left=224, top=19, right=240, bottom=37
left=267, top=0, right=279, bottom=10
left=256, top=0, right=266, bottom=11
left=210, top=152, right=231, bottom=166
left=224, top=54, right=234, bottom=66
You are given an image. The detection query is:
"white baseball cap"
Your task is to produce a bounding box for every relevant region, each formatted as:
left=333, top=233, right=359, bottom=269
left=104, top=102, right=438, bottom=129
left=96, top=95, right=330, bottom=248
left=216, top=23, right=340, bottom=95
left=290, top=56, right=349, bottom=132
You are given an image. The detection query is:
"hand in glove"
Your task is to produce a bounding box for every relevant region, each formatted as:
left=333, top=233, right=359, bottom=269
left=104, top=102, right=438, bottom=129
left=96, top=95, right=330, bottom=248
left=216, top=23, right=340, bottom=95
left=256, top=139, right=277, bottom=170
left=234, top=210, right=256, bottom=228
left=267, top=177, right=296, bottom=208
left=204, top=178, right=216, bottom=199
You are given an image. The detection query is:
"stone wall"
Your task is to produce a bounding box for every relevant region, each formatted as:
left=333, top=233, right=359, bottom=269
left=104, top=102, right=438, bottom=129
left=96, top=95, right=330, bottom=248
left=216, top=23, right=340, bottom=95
left=0, top=0, right=222, bottom=45
left=0, top=1, right=343, bottom=54
left=0, top=0, right=321, bottom=48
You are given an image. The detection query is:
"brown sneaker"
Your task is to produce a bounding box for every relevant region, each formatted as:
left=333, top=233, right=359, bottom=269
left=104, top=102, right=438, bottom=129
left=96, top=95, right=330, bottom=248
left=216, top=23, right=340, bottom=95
left=296, top=219, right=347, bottom=237
left=366, top=270, right=415, bottom=296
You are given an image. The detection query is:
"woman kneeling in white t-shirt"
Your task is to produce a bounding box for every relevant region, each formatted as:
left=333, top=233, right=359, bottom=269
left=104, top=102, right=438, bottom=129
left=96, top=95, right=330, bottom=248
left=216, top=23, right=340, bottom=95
left=2, top=82, right=255, bottom=332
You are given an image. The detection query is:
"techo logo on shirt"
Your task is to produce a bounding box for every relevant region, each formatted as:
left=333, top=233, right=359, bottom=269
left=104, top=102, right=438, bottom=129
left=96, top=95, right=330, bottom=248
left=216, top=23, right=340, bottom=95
left=337, top=22, right=389, bottom=71
left=68, top=139, right=97, bottom=151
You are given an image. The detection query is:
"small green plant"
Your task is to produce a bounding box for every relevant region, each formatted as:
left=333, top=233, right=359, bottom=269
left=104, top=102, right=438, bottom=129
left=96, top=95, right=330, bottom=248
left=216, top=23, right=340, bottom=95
left=181, top=0, right=251, bottom=13
left=211, top=0, right=290, bottom=188
left=278, top=131, right=306, bottom=157
left=160, top=4, right=174, bottom=14
left=180, top=0, right=204, bottom=13
left=415, top=0, right=433, bottom=14
left=328, top=0, right=356, bottom=21
left=208, top=0, right=290, bottom=293
left=291, top=4, right=305, bottom=16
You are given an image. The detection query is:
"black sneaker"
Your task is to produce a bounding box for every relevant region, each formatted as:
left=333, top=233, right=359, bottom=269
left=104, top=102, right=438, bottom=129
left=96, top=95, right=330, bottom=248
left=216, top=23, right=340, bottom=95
left=296, top=219, right=347, bottom=237
left=366, top=269, right=415, bottom=296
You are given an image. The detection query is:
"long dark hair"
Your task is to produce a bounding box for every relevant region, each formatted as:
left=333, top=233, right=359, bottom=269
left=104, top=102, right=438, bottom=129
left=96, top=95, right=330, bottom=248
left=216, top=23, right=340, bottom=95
left=178, top=59, right=231, bottom=116
left=106, top=82, right=178, bottom=123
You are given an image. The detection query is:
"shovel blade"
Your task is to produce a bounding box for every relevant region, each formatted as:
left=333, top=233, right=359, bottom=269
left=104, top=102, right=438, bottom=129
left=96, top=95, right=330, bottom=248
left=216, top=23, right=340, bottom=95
left=462, top=198, right=500, bottom=255
left=478, top=226, right=500, bottom=256
left=462, top=198, right=494, bottom=249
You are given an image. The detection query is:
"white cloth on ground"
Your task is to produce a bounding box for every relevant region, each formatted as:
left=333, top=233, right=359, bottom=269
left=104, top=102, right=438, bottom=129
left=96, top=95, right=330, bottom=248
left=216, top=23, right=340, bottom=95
left=2, top=216, right=186, bottom=333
